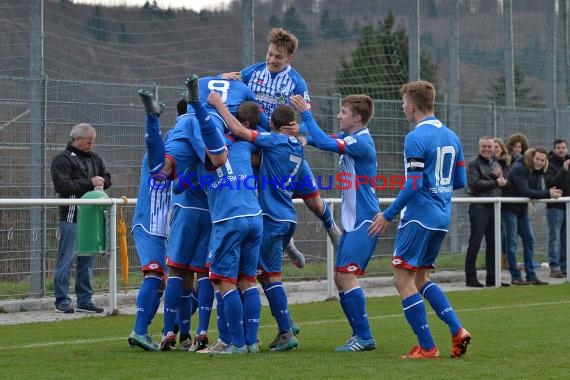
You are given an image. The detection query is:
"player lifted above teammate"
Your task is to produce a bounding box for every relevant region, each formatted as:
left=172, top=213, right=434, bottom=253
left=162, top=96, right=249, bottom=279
left=225, top=27, right=341, bottom=266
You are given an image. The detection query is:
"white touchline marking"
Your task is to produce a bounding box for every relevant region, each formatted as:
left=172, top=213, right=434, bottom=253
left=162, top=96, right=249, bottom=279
left=1, top=299, right=568, bottom=350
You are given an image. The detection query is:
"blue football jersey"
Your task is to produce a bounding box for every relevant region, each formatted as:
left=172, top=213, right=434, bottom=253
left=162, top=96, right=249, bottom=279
left=188, top=76, right=258, bottom=133
left=398, top=116, right=466, bottom=230
left=337, top=129, right=380, bottom=231
left=164, top=114, right=209, bottom=210
left=250, top=130, right=305, bottom=222
left=196, top=136, right=262, bottom=223
left=131, top=154, right=171, bottom=237
left=240, top=62, right=311, bottom=118
left=300, top=111, right=380, bottom=232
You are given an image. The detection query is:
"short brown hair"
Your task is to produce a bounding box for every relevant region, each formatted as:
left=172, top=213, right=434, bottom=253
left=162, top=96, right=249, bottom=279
left=236, top=101, right=260, bottom=129
left=271, top=104, right=296, bottom=130
left=268, top=28, right=298, bottom=56
left=341, top=95, right=374, bottom=125
left=400, top=81, right=436, bottom=113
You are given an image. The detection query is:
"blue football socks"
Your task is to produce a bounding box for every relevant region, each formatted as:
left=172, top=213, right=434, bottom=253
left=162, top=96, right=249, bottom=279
left=420, top=281, right=461, bottom=336
left=402, top=292, right=435, bottom=350
left=162, top=277, right=183, bottom=334
left=196, top=277, right=214, bottom=335
left=242, top=286, right=261, bottom=346
left=316, top=200, right=334, bottom=230
left=265, top=282, right=291, bottom=333
left=339, top=291, right=357, bottom=336
left=177, top=287, right=193, bottom=338
left=134, top=275, right=162, bottom=335
left=145, top=114, right=165, bottom=174
left=215, top=291, right=231, bottom=344
left=222, top=289, right=245, bottom=348
left=344, top=287, right=372, bottom=340
left=193, top=102, right=226, bottom=155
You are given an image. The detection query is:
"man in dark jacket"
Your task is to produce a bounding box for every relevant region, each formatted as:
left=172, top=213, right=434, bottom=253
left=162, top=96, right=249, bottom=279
left=502, top=147, right=560, bottom=285
left=465, top=136, right=508, bottom=287
left=51, top=123, right=111, bottom=313
left=545, top=139, right=570, bottom=278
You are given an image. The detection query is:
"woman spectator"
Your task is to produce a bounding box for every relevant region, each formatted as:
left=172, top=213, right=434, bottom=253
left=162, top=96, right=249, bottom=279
left=505, top=133, right=529, bottom=163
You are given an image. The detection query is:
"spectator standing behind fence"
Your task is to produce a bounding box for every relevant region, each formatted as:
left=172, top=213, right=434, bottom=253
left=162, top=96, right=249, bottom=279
left=493, top=138, right=512, bottom=175
left=50, top=123, right=111, bottom=313
left=505, top=132, right=529, bottom=164
left=465, top=136, right=509, bottom=288
left=502, top=147, right=561, bottom=285
left=545, top=139, right=570, bottom=278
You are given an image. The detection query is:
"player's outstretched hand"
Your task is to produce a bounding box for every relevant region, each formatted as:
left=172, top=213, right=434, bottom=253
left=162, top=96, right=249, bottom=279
left=207, top=91, right=223, bottom=108
left=221, top=71, right=241, bottom=80
left=289, top=95, right=307, bottom=112
left=281, top=121, right=300, bottom=137
left=368, top=212, right=389, bottom=237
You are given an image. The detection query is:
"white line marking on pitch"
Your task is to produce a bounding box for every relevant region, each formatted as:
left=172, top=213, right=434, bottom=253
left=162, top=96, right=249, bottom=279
left=1, top=300, right=568, bottom=351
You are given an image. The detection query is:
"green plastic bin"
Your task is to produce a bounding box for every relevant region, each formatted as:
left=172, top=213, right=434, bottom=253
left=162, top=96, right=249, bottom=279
left=75, top=189, right=109, bottom=255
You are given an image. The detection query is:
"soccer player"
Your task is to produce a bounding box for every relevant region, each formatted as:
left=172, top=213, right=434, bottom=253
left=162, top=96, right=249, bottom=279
left=368, top=81, right=471, bottom=359
left=208, top=91, right=301, bottom=351
left=185, top=75, right=263, bottom=354
left=157, top=100, right=216, bottom=352
left=127, top=91, right=170, bottom=352
left=290, top=94, right=379, bottom=352
left=158, top=74, right=258, bottom=352
left=224, top=27, right=341, bottom=265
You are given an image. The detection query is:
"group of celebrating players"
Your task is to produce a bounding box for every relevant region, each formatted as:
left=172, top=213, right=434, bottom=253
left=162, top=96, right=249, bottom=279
left=127, top=27, right=473, bottom=359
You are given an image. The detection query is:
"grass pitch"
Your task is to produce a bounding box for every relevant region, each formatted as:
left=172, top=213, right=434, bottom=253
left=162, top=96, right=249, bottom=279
left=1, top=283, right=568, bottom=379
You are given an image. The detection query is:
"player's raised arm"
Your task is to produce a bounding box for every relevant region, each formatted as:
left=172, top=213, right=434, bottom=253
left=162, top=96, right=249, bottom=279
left=290, top=95, right=339, bottom=152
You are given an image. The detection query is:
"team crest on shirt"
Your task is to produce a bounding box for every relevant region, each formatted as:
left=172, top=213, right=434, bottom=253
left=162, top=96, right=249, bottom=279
left=275, top=92, right=286, bottom=104
left=344, top=136, right=357, bottom=145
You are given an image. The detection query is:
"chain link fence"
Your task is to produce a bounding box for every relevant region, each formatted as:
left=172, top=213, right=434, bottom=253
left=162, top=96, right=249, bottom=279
left=1, top=76, right=568, bottom=299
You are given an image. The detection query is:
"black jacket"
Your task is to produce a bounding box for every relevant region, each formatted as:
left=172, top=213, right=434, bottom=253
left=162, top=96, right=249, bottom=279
left=51, top=143, right=111, bottom=222
left=502, top=156, right=549, bottom=216
left=545, top=151, right=570, bottom=210
left=467, top=154, right=502, bottom=197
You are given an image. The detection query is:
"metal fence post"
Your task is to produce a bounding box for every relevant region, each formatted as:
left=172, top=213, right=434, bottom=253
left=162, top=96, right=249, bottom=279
left=494, top=199, right=502, bottom=288
left=408, top=0, right=420, bottom=81
left=242, top=0, right=254, bottom=67
left=30, top=0, right=45, bottom=298
left=109, top=202, right=118, bottom=312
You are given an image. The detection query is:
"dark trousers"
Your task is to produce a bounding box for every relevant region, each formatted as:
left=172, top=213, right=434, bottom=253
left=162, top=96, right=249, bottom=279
left=465, top=204, right=496, bottom=284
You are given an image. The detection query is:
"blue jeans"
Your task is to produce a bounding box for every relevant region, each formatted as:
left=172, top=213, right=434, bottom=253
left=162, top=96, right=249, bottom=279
left=502, top=211, right=537, bottom=281
left=547, top=208, right=567, bottom=272
left=54, top=221, right=95, bottom=307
